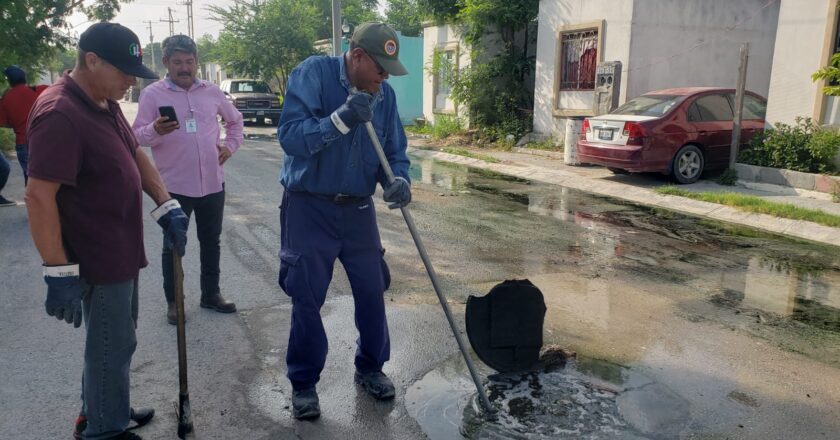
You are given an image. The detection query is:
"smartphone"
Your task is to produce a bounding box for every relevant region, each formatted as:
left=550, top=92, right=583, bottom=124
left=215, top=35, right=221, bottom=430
left=158, top=106, right=178, bottom=124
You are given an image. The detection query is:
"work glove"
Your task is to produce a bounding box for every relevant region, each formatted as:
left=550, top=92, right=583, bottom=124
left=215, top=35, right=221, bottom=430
left=330, top=93, right=373, bottom=134
left=151, top=199, right=189, bottom=257
left=383, top=177, right=411, bottom=209
left=43, top=264, right=84, bottom=328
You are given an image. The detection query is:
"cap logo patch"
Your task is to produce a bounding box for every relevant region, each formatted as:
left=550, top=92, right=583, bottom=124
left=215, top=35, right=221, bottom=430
left=129, top=43, right=142, bottom=58
left=384, top=40, right=397, bottom=56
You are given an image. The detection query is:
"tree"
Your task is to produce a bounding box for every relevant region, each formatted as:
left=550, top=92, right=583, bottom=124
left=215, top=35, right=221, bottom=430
left=310, top=0, right=382, bottom=40
left=417, top=0, right=464, bottom=22
left=384, top=0, right=424, bottom=37
left=196, top=34, right=219, bottom=64
left=210, top=0, right=320, bottom=96
left=0, top=0, right=130, bottom=89
left=813, top=53, right=840, bottom=96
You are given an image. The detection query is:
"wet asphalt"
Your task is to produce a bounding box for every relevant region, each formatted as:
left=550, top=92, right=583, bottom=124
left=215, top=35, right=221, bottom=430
left=2, top=113, right=840, bottom=439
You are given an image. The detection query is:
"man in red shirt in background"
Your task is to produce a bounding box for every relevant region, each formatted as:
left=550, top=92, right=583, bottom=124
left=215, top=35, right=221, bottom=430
left=0, top=65, right=48, bottom=187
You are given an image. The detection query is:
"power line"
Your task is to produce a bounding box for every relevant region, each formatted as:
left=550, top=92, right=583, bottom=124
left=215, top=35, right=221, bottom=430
left=178, top=0, right=195, bottom=39
left=160, top=7, right=180, bottom=37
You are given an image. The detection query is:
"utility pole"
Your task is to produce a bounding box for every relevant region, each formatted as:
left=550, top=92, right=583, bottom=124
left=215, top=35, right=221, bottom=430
left=331, top=0, right=341, bottom=56
left=143, top=20, right=156, bottom=72
left=179, top=0, right=194, bottom=39
left=160, top=7, right=180, bottom=37
left=729, top=42, right=750, bottom=168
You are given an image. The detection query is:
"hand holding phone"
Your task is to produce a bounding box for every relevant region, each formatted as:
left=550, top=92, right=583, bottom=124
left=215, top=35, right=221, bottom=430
left=156, top=106, right=180, bottom=135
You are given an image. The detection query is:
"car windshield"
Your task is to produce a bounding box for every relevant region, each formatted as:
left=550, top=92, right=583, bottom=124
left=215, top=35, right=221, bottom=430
left=231, top=81, right=272, bottom=94
left=612, top=95, right=685, bottom=117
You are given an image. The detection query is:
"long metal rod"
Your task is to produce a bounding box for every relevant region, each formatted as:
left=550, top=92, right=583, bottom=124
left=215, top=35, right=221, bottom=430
left=730, top=42, right=749, bottom=168
left=364, top=122, right=495, bottom=414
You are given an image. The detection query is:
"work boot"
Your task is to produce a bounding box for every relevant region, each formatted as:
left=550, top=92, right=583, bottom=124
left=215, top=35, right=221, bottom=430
left=354, top=370, right=396, bottom=400
left=200, top=293, right=237, bottom=313
left=292, top=388, right=320, bottom=420
left=74, top=407, right=155, bottom=439
left=106, top=432, right=143, bottom=440
left=166, top=302, right=179, bottom=326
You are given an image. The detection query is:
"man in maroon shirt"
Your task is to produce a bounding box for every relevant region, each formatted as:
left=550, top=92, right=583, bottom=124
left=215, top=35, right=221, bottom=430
left=0, top=65, right=48, bottom=185
left=26, top=23, right=189, bottom=440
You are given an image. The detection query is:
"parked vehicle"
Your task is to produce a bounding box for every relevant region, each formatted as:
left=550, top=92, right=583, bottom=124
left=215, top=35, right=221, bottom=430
left=220, top=79, right=283, bottom=125
left=577, top=87, right=767, bottom=184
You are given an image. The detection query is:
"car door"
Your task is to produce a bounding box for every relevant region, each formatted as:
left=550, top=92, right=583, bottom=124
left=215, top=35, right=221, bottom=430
left=687, top=94, right=734, bottom=169
left=737, top=94, right=768, bottom=144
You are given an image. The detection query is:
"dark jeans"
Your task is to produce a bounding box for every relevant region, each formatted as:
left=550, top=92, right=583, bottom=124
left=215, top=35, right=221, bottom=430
left=0, top=152, right=9, bottom=193
left=162, top=188, right=225, bottom=303
left=15, top=143, right=28, bottom=185
left=80, top=278, right=139, bottom=440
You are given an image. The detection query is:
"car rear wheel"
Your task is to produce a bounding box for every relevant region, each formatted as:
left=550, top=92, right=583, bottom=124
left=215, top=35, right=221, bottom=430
left=671, top=145, right=704, bottom=184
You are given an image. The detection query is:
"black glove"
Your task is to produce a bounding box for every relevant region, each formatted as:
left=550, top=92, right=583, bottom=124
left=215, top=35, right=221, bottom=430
left=152, top=199, right=189, bottom=256
left=43, top=264, right=83, bottom=328
left=330, top=93, right=373, bottom=134
left=383, top=177, right=411, bottom=209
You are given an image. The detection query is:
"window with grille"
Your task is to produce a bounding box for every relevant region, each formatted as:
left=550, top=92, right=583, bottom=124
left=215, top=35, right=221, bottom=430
left=559, top=29, right=598, bottom=91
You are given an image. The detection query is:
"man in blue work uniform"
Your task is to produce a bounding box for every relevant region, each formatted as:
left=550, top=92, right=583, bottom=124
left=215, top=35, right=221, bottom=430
left=276, top=22, right=411, bottom=420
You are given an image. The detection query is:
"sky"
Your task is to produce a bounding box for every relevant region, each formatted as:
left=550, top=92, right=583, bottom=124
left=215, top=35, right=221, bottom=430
left=68, top=0, right=389, bottom=46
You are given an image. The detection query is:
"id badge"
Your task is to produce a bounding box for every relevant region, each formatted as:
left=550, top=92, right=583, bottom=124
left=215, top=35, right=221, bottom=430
left=185, top=118, right=197, bottom=133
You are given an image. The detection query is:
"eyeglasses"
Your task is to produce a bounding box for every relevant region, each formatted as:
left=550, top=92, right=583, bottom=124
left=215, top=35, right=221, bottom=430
left=363, top=50, right=386, bottom=76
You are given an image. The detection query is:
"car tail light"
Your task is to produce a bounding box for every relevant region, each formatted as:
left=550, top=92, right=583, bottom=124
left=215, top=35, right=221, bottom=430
left=623, top=122, right=646, bottom=146
left=580, top=119, right=591, bottom=141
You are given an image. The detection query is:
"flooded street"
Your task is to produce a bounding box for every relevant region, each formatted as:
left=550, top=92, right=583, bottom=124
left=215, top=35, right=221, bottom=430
left=398, top=156, right=840, bottom=439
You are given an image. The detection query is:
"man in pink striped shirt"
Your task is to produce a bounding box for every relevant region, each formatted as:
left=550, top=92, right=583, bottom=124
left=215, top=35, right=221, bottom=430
left=132, top=34, right=244, bottom=325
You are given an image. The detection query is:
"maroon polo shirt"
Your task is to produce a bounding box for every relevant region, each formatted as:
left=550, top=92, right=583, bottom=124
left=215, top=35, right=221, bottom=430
left=27, top=73, right=148, bottom=285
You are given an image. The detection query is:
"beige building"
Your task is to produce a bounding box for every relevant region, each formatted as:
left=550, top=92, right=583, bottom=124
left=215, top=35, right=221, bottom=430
left=765, top=0, right=840, bottom=126
left=421, top=24, right=473, bottom=125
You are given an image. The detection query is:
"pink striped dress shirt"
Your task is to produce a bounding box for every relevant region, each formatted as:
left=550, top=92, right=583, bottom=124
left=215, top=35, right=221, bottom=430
left=132, top=77, right=244, bottom=197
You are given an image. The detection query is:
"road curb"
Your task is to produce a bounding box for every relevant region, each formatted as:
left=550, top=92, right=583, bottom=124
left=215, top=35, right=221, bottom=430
left=409, top=147, right=840, bottom=248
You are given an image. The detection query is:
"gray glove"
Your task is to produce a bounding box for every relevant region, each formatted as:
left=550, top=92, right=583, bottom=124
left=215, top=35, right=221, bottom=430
left=383, top=177, right=411, bottom=209
left=43, top=264, right=84, bottom=328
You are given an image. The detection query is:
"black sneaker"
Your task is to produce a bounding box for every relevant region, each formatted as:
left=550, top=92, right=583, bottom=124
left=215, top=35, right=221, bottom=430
left=74, top=407, right=154, bottom=439
left=354, top=370, right=396, bottom=400
left=107, top=432, right=142, bottom=440
left=292, top=388, right=321, bottom=420
left=0, top=196, right=15, bottom=207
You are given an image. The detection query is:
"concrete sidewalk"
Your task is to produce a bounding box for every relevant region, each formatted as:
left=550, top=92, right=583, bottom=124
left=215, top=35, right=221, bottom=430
left=408, top=138, right=840, bottom=248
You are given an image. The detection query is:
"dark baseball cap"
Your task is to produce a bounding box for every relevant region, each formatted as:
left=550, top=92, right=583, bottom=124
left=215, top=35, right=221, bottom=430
left=350, top=23, right=408, bottom=76
left=79, top=22, right=159, bottom=79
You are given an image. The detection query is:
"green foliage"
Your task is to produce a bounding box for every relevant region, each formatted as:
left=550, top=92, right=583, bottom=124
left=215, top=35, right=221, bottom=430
left=384, top=0, right=424, bottom=36
left=0, top=129, right=15, bottom=153
left=210, top=0, right=320, bottom=96
left=813, top=52, right=840, bottom=96
left=441, top=147, right=500, bottom=163
left=141, top=42, right=164, bottom=78
left=420, top=0, right=538, bottom=143
left=196, top=34, right=220, bottom=63
left=528, top=137, right=562, bottom=151
left=310, top=0, right=382, bottom=40
left=716, top=168, right=739, bottom=186
left=739, top=117, right=839, bottom=174
left=832, top=182, right=840, bottom=203
left=656, top=186, right=840, bottom=228
left=0, top=0, right=129, bottom=87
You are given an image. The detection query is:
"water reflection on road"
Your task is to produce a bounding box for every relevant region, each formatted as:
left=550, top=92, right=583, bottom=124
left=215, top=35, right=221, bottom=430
left=403, top=156, right=840, bottom=439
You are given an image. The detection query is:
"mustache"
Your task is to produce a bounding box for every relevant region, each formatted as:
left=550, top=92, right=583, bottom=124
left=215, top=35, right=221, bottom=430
left=177, top=72, right=192, bottom=76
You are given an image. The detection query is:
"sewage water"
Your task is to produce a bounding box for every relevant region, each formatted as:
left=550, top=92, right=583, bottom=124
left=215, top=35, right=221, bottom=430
left=401, top=156, right=840, bottom=439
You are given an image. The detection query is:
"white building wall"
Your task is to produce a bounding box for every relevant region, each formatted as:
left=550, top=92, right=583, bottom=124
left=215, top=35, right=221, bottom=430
left=765, top=0, right=833, bottom=125
left=533, top=0, right=635, bottom=138
left=629, top=0, right=779, bottom=100
left=422, top=24, right=471, bottom=125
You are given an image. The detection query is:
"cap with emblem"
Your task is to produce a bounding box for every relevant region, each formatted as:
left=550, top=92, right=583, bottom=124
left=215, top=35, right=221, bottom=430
left=350, top=22, right=408, bottom=76
left=78, top=22, right=159, bottom=79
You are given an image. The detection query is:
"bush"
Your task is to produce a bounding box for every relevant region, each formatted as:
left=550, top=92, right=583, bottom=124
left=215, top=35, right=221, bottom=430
left=716, top=168, right=738, bottom=186
left=739, top=117, right=839, bottom=174
left=0, top=128, right=14, bottom=152
left=429, top=114, right=464, bottom=140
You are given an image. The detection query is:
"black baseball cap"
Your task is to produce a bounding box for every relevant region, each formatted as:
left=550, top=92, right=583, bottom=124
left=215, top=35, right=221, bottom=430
left=79, top=22, right=159, bottom=79
left=350, top=23, right=408, bottom=76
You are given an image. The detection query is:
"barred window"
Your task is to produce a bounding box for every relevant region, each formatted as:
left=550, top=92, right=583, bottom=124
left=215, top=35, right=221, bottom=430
left=559, top=29, right=598, bottom=91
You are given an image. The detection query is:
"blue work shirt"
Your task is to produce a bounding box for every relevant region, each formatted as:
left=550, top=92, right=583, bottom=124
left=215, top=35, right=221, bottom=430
left=277, top=54, right=410, bottom=197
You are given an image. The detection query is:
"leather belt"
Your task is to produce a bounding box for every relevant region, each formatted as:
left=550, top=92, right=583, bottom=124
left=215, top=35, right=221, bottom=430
left=303, top=192, right=368, bottom=205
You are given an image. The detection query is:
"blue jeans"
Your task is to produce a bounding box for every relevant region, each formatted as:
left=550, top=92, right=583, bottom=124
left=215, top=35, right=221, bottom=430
left=80, top=278, right=139, bottom=440
left=0, top=152, right=9, bottom=193
left=15, top=144, right=27, bottom=184
left=278, top=191, right=391, bottom=391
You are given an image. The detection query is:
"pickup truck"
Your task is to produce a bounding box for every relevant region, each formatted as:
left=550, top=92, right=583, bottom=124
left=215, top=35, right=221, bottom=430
left=220, top=79, right=282, bottom=125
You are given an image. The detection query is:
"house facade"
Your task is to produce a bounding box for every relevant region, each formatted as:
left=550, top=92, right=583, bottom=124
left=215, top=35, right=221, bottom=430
left=765, top=0, right=840, bottom=126
left=533, top=0, right=780, bottom=138
left=422, top=23, right=472, bottom=125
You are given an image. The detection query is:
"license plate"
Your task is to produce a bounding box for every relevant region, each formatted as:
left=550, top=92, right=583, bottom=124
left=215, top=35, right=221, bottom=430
left=598, top=129, right=614, bottom=141
left=256, top=110, right=265, bottom=116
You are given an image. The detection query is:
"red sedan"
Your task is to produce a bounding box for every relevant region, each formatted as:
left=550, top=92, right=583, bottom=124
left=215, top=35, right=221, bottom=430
left=577, top=87, right=767, bottom=183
